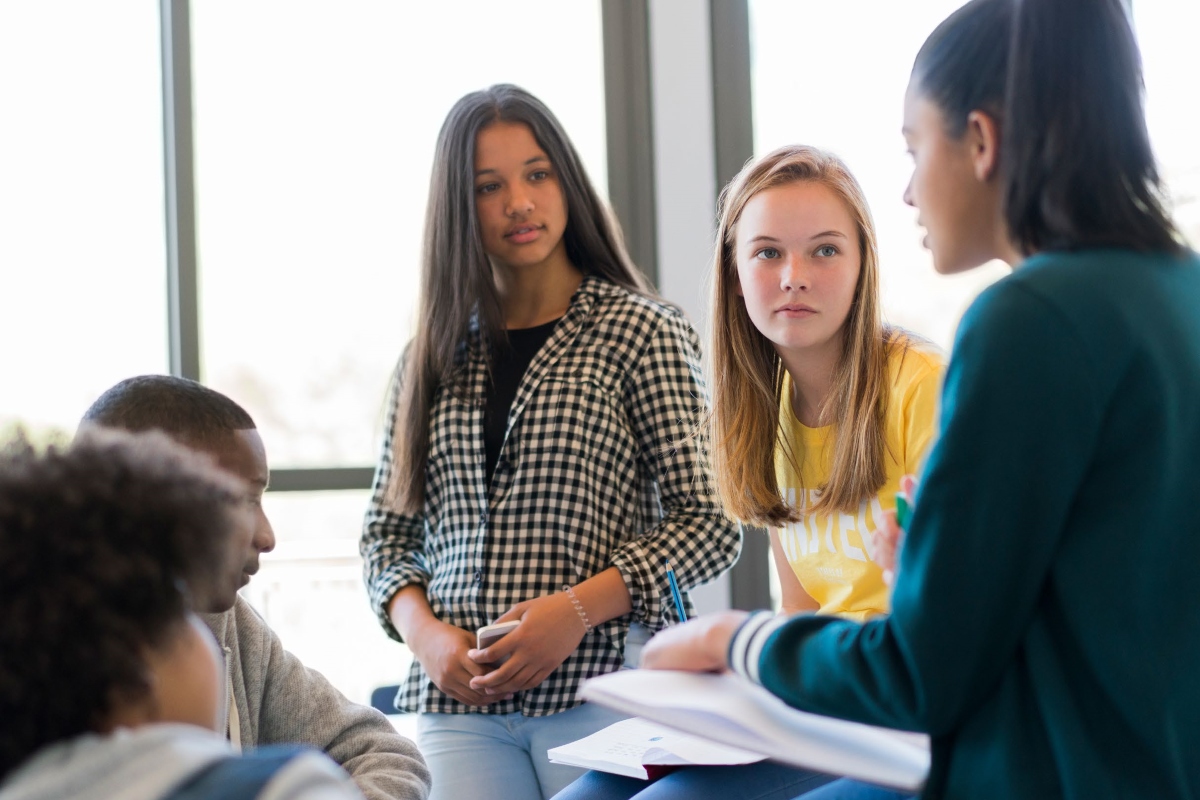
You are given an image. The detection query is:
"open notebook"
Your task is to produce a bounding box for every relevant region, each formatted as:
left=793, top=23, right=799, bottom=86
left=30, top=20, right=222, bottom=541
left=548, top=716, right=766, bottom=779
left=578, top=670, right=930, bottom=791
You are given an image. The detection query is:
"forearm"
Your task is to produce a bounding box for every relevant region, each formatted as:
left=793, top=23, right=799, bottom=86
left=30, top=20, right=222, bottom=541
left=569, top=567, right=633, bottom=628
left=388, top=584, right=439, bottom=643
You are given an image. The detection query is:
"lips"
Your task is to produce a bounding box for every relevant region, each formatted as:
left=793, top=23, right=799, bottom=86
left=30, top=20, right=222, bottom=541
left=505, top=224, right=543, bottom=244
left=777, top=304, right=817, bottom=317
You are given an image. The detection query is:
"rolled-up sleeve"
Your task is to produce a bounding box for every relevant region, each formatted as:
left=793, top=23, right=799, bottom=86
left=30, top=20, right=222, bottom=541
left=609, top=310, right=742, bottom=628
left=360, top=356, right=431, bottom=643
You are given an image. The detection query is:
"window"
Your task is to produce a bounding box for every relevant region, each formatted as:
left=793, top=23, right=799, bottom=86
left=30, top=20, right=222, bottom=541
left=190, top=0, right=608, bottom=468
left=1136, top=0, right=1200, bottom=247
left=0, top=3, right=167, bottom=440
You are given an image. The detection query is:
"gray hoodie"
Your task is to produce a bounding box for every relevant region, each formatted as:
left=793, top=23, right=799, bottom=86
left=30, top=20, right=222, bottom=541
left=202, top=598, right=429, bottom=800
left=0, top=724, right=361, bottom=800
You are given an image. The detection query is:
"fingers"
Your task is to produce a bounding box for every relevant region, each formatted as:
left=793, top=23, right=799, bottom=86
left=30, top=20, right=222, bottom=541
left=438, top=665, right=514, bottom=705
left=467, top=632, right=519, bottom=666
left=441, top=682, right=511, bottom=706
left=493, top=603, right=526, bottom=625
left=470, top=664, right=550, bottom=695
left=900, top=474, right=917, bottom=494
left=469, top=656, right=522, bottom=690
left=470, top=662, right=535, bottom=695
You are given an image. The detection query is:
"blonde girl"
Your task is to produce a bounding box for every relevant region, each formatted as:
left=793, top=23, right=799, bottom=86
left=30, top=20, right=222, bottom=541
left=556, top=146, right=943, bottom=800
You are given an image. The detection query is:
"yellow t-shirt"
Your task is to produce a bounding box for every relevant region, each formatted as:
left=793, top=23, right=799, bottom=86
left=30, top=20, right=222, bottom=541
left=774, top=339, right=944, bottom=621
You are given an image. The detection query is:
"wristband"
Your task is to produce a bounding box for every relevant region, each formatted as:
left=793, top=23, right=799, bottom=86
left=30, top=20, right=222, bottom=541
left=563, top=585, right=593, bottom=634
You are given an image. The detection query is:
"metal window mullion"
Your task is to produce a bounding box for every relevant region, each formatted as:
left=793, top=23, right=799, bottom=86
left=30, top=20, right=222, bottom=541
left=161, top=0, right=201, bottom=380
left=602, top=0, right=658, bottom=285
left=710, top=0, right=771, bottom=612
left=267, top=468, right=376, bottom=493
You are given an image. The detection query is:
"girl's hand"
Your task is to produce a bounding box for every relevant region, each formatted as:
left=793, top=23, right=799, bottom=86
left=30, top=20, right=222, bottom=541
left=872, top=474, right=917, bottom=586
left=640, top=611, right=749, bottom=672
left=466, top=592, right=587, bottom=695
left=409, top=619, right=513, bottom=706
left=872, top=513, right=901, bottom=586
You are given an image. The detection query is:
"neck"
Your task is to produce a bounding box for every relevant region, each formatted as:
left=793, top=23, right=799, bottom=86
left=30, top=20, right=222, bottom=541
left=98, top=696, right=157, bottom=733
left=994, top=204, right=1024, bottom=268
left=778, top=337, right=842, bottom=428
left=493, top=245, right=584, bottom=328
left=998, top=238, right=1024, bottom=268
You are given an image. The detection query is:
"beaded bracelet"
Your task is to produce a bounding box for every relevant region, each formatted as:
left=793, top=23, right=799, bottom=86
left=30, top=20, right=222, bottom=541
left=563, top=585, right=593, bottom=634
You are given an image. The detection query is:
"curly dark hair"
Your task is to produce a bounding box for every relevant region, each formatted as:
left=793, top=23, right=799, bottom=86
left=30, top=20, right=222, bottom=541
left=0, top=429, right=246, bottom=779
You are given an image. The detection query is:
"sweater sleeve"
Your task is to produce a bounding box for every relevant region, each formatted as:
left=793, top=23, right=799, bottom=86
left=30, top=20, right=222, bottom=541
left=739, top=280, right=1105, bottom=736
left=608, top=309, right=743, bottom=628
left=360, top=353, right=431, bottom=642
left=242, top=601, right=432, bottom=800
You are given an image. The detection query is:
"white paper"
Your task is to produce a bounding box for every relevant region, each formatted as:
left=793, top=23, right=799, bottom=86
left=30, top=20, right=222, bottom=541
left=548, top=716, right=766, bottom=779
left=579, top=670, right=930, bottom=791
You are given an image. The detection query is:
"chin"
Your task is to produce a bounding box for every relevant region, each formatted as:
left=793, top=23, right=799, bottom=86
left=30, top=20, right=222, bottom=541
left=932, top=249, right=984, bottom=275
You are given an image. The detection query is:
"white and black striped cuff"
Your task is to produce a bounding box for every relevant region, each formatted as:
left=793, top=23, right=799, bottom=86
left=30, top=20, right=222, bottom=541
left=728, top=611, right=791, bottom=685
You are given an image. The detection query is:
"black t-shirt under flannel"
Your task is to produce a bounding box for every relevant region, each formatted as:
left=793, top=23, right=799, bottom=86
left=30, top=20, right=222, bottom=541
left=484, top=318, right=560, bottom=486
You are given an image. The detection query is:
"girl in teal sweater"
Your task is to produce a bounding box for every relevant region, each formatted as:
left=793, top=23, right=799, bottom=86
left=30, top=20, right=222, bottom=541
left=635, top=0, right=1200, bottom=798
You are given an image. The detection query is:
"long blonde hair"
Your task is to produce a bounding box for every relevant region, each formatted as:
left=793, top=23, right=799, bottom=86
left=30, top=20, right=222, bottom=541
left=709, top=145, right=899, bottom=526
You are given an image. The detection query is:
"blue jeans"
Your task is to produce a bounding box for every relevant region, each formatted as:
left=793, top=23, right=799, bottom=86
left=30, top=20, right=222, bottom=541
left=551, top=761, right=835, bottom=800
left=797, top=779, right=914, bottom=800
left=418, top=703, right=629, bottom=800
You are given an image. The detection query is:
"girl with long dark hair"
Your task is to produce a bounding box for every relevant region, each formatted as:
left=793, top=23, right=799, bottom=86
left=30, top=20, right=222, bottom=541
left=636, top=0, right=1200, bottom=798
left=360, top=84, right=741, bottom=800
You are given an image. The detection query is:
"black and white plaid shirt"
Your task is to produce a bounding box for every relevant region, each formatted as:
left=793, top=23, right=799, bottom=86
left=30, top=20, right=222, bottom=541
left=361, top=276, right=742, bottom=716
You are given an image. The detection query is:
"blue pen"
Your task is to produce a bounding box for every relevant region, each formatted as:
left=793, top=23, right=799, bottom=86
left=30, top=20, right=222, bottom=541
left=665, top=560, right=688, bottom=622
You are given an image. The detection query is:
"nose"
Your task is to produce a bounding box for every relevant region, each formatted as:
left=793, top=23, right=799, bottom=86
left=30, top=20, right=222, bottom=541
left=505, top=186, right=533, bottom=217
left=903, top=174, right=915, bottom=208
left=780, top=255, right=809, bottom=292
left=254, top=510, right=276, bottom=555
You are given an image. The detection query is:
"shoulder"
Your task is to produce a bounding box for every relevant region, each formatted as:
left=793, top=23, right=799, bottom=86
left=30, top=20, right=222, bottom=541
left=885, top=331, right=945, bottom=394
left=973, top=247, right=1199, bottom=332
left=582, top=276, right=692, bottom=336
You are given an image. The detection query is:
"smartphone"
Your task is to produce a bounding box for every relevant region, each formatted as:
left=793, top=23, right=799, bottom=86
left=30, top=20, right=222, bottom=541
left=476, top=620, right=520, bottom=655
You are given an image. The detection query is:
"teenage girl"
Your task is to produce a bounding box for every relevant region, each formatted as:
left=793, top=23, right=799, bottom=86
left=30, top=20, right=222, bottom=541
left=554, top=146, right=944, bottom=800
left=639, top=1, right=1200, bottom=798
left=360, top=84, right=742, bottom=800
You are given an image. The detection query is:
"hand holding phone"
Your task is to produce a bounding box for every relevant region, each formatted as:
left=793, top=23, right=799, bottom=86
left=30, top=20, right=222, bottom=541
left=476, top=620, right=520, bottom=664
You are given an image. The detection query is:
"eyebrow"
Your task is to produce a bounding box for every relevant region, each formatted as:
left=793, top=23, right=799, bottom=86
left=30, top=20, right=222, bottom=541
left=810, top=230, right=848, bottom=241
left=475, top=155, right=550, bottom=177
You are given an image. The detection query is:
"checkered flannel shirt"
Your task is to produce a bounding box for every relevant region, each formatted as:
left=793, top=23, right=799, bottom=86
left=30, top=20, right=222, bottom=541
left=361, top=276, right=742, bottom=716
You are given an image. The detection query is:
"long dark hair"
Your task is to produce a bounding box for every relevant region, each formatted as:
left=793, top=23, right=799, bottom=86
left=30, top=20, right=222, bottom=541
left=912, top=0, right=1182, bottom=255
left=388, top=84, right=654, bottom=512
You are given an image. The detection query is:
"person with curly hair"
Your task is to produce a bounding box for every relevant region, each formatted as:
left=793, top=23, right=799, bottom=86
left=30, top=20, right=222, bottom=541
left=0, top=429, right=363, bottom=799
left=80, top=375, right=430, bottom=800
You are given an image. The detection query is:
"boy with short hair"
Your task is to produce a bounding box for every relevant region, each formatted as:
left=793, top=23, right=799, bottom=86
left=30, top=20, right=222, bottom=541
left=81, top=376, right=430, bottom=800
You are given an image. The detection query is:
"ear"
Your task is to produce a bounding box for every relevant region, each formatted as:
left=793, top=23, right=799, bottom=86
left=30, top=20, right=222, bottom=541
left=964, top=110, right=1001, bottom=182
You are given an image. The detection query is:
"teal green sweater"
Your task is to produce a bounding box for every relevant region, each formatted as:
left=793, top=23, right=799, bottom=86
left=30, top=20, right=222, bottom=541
left=733, top=248, right=1200, bottom=798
